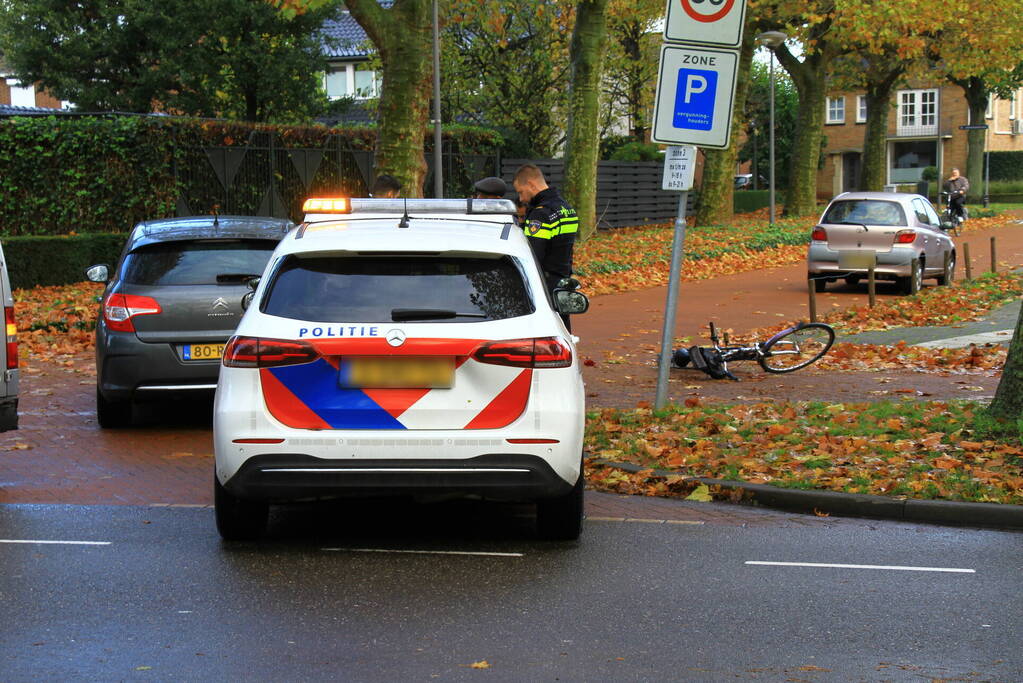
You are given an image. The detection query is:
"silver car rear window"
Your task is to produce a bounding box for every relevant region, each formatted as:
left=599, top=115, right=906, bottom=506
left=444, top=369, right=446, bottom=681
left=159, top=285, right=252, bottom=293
left=261, top=255, right=534, bottom=323
left=822, top=200, right=907, bottom=227
left=122, top=240, right=277, bottom=286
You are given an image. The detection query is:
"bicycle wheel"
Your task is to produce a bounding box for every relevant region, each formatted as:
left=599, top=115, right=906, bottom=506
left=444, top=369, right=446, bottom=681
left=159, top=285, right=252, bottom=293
left=758, top=323, right=835, bottom=373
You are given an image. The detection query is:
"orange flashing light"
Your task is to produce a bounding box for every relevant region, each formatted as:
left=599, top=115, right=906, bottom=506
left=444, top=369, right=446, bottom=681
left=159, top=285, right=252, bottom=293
left=302, top=197, right=351, bottom=213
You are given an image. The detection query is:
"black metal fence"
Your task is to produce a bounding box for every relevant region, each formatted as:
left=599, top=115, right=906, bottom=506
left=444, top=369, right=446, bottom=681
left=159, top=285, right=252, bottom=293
left=173, top=135, right=684, bottom=229
left=174, top=130, right=499, bottom=223
left=500, top=159, right=694, bottom=229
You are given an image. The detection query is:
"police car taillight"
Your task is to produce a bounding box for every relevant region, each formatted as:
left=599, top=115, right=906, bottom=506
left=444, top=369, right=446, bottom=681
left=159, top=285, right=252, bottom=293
left=302, top=197, right=351, bottom=213
left=103, top=293, right=162, bottom=333
left=222, top=336, right=319, bottom=368
left=5, top=306, right=17, bottom=369
left=472, top=337, right=572, bottom=368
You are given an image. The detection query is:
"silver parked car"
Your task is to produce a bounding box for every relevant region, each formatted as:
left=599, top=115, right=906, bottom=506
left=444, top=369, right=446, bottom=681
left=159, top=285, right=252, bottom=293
left=807, top=191, right=956, bottom=295
left=87, top=215, right=293, bottom=427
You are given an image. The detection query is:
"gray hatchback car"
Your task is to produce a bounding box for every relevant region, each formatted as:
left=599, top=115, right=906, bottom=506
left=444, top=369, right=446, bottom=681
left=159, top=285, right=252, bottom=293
left=88, top=215, right=293, bottom=427
left=807, top=191, right=956, bottom=295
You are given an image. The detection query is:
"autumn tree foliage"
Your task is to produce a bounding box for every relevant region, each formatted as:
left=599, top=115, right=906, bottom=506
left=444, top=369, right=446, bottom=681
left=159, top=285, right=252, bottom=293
left=443, top=0, right=572, bottom=157
left=601, top=0, right=661, bottom=141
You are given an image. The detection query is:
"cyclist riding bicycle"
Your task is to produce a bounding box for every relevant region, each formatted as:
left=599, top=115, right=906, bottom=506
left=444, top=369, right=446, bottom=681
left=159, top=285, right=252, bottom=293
left=943, top=167, right=969, bottom=223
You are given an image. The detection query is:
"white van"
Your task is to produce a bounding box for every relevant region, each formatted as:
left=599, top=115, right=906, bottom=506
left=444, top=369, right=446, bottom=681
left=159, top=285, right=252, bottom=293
left=0, top=242, right=18, bottom=431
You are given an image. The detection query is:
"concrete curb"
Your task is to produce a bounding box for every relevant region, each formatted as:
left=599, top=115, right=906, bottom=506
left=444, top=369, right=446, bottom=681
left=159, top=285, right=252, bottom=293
left=592, top=459, right=1023, bottom=530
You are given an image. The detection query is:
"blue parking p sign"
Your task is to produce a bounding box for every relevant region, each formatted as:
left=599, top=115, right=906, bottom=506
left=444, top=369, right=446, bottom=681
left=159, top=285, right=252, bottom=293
left=652, top=45, right=738, bottom=149
left=673, top=68, right=717, bottom=131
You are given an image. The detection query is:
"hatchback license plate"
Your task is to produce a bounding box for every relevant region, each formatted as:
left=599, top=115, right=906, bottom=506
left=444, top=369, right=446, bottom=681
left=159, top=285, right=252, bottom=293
left=340, top=357, right=454, bottom=389
left=183, top=343, right=225, bottom=361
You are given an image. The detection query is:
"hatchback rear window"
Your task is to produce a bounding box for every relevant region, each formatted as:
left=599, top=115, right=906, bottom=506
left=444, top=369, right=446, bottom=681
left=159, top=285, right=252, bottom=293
left=122, top=240, right=277, bottom=286
left=262, top=255, right=534, bottom=322
left=822, top=200, right=906, bottom=226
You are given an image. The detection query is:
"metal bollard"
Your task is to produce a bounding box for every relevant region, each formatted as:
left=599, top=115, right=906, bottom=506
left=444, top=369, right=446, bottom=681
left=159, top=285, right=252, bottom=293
left=807, top=278, right=817, bottom=322
left=991, top=236, right=997, bottom=274
left=867, top=264, right=876, bottom=307
left=911, top=259, right=920, bottom=293
left=964, top=242, right=972, bottom=280
left=943, top=250, right=952, bottom=284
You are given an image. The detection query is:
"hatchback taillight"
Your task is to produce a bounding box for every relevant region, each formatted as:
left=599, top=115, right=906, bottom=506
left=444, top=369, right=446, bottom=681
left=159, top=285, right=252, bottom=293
left=102, top=293, right=162, bottom=333
left=811, top=227, right=827, bottom=241
left=894, top=230, right=917, bottom=244
left=4, top=306, right=17, bottom=370
left=222, top=336, right=319, bottom=368
left=472, top=337, right=573, bottom=368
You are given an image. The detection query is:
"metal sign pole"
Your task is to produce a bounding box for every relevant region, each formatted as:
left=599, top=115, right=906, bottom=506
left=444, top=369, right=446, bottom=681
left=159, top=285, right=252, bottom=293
left=655, top=191, right=688, bottom=409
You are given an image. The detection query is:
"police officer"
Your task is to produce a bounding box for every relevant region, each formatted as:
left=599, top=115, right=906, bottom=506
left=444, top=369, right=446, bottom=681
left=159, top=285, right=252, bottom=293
left=513, top=163, right=579, bottom=329
left=473, top=176, right=507, bottom=199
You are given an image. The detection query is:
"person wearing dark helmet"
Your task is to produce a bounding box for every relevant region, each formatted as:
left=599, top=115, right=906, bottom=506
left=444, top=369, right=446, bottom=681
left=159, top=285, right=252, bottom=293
left=370, top=174, right=401, bottom=198
left=473, top=176, right=508, bottom=199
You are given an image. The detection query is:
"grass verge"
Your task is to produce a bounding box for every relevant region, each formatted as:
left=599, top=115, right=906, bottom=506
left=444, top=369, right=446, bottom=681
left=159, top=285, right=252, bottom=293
left=585, top=400, right=1023, bottom=505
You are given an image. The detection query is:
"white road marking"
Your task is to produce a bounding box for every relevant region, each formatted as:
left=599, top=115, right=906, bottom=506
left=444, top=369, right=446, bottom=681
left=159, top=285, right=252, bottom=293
left=0, top=539, right=111, bottom=546
left=323, top=547, right=523, bottom=557
left=745, top=561, right=974, bottom=573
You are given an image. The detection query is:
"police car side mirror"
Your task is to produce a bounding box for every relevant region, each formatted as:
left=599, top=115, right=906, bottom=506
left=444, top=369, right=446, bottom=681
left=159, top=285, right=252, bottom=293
left=554, top=289, right=589, bottom=315
left=85, top=264, right=109, bottom=283
left=246, top=276, right=261, bottom=290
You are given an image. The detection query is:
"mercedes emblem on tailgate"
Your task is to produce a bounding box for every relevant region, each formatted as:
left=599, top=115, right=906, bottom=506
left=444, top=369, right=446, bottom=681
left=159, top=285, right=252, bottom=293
left=385, top=329, right=406, bottom=347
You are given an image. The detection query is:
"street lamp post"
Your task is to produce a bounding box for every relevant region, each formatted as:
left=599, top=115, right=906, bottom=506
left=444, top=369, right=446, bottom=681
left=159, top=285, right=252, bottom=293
left=756, top=31, right=787, bottom=225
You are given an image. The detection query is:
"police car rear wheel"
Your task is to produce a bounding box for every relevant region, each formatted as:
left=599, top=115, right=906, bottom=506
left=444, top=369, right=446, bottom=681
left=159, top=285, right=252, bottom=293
left=536, top=467, right=584, bottom=541
left=214, top=474, right=269, bottom=541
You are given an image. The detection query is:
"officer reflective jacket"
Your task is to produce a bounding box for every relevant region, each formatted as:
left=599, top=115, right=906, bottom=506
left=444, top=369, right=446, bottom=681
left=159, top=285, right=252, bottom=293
left=522, top=187, right=579, bottom=289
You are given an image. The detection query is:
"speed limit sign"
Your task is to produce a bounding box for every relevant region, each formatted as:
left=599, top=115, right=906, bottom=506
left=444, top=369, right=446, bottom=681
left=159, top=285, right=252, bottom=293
left=664, top=0, right=747, bottom=48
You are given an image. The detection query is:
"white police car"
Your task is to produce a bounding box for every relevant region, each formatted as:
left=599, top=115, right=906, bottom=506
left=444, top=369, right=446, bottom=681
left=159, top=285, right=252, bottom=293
left=213, top=198, right=589, bottom=540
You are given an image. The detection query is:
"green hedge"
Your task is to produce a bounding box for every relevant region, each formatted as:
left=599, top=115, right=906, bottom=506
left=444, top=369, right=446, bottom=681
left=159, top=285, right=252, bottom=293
left=2, top=234, right=125, bottom=289
left=734, top=190, right=770, bottom=213
left=988, top=151, right=1023, bottom=181
left=0, top=115, right=503, bottom=237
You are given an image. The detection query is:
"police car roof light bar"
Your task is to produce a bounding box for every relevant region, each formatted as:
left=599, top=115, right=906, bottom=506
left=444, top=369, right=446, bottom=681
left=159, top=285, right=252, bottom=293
left=302, top=197, right=517, bottom=219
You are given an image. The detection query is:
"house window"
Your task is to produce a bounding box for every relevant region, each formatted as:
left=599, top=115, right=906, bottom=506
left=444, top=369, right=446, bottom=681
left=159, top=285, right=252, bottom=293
left=856, top=95, right=867, bottom=123
left=324, top=68, right=351, bottom=99
left=1011, top=91, right=1017, bottom=120
left=826, top=96, right=845, bottom=124
left=890, top=140, right=937, bottom=183
left=354, top=64, right=379, bottom=98
left=986, top=94, right=994, bottom=119
left=897, top=89, right=938, bottom=135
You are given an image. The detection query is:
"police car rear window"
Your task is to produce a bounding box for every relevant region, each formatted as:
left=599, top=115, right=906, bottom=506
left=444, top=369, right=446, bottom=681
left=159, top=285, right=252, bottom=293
left=262, top=255, right=534, bottom=323
left=122, top=240, right=277, bottom=286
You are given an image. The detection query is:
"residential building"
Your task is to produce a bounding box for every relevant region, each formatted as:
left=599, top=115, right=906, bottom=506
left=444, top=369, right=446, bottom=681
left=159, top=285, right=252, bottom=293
left=818, top=84, right=1023, bottom=198
left=0, top=59, right=65, bottom=113
left=318, top=9, right=378, bottom=124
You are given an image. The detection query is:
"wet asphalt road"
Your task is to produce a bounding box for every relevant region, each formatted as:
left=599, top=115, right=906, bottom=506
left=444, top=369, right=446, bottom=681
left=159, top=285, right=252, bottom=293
left=1, top=502, right=1021, bottom=682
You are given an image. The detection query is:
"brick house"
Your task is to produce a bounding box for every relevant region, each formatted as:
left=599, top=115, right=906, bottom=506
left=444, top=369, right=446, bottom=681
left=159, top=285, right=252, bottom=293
left=817, top=84, right=1023, bottom=198
left=0, top=59, right=65, bottom=112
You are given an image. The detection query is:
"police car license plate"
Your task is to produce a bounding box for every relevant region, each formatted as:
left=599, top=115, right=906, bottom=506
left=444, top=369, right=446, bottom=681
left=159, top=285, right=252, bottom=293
left=339, top=357, right=454, bottom=389
left=182, top=343, right=225, bottom=361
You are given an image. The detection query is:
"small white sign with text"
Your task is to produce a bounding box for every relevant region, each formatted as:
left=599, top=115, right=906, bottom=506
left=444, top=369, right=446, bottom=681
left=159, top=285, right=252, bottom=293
left=661, top=145, right=697, bottom=191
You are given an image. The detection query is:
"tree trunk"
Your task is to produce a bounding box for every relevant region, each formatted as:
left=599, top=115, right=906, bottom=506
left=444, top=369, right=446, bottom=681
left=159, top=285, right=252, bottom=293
left=957, top=77, right=988, bottom=203
left=860, top=68, right=902, bottom=191
left=347, top=0, right=433, bottom=197
left=775, top=41, right=832, bottom=217
left=986, top=302, right=1023, bottom=423
left=563, top=0, right=609, bottom=241
left=695, top=20, right=755, bottom=226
